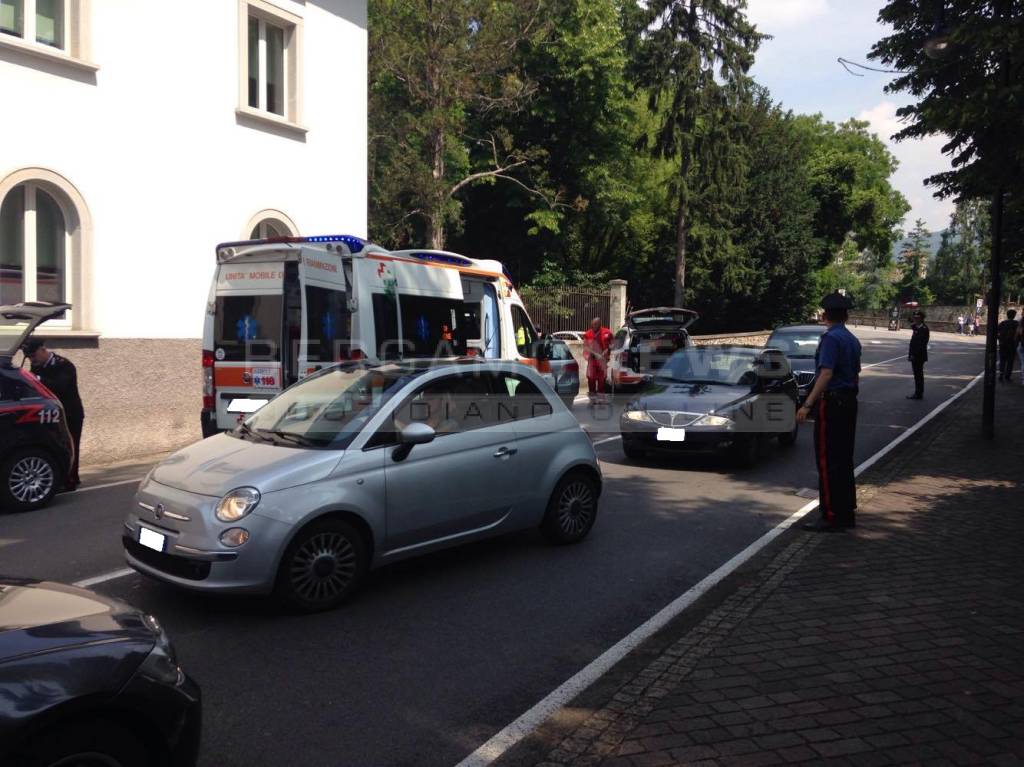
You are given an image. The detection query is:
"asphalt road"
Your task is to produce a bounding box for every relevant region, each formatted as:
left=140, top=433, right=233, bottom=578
left=0, top=327, right=986, bottom=767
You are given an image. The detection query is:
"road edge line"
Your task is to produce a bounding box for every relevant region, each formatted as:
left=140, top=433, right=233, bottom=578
left=75, top=477, right=144, bottom=494
left=73, top=567, right=135, bottom=589
left=455, top=369, right=983, bottom=767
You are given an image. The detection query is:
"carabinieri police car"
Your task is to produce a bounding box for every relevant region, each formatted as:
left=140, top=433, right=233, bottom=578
left=0, top=302, right=75, bottom=511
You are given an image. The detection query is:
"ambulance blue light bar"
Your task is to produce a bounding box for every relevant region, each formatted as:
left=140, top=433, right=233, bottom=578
left=215, top=234, right=367, bottom=252
left=405, top=251, right=475, bottom=268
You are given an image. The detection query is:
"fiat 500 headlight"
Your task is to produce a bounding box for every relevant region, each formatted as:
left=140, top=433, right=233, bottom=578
left=623, top=409, right=654, bottom=422
left=694, top=414, right=733, bottom=427
left=215, top=487, right=261, bottom=522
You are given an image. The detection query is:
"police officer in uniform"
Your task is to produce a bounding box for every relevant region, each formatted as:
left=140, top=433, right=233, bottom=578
left=22, top=339, right=84, bottom=490
left=796, top=292, right=862, bottom=531
left=907, top=310, right=929, bottom=399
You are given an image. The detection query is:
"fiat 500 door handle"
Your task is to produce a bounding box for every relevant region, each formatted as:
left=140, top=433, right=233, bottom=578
left=493, top=446, right=518, bottom=458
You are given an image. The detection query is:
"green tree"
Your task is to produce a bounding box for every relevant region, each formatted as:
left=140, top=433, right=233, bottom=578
left=452, top=0, right=658, bottom=281
left=927, top=199, right=990, bottom=305
left=870, top=1, right=1023, bottom=289
left=715, top=93, right=820, bottom=327
left=795, top=116, right=910, bottom=267
left=630, top=0, right=764, bottom=306
left=368, top=0, right=552, bottom=249
left=896, top=218, right=932, bottom=303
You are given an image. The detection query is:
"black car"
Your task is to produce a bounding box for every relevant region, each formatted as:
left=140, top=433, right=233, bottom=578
left=765, top=324, right=825, bottom=403
left=1, top=302, right=75, bottom=512
left=0, top=579, right=201, bottom=767
left=620, top=345, right=799, bottom=467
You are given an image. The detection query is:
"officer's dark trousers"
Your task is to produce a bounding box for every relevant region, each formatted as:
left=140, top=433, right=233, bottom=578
left=67, top=417, right=83, bottom=487
left=911, top=357, right=925, bottom=396
left=999, top=349, right=1016, bottom=380
left=813, top=390, right=858, bottom=527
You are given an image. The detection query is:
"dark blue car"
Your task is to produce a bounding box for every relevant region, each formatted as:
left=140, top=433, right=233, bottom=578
left=0, top=578, right=201, bottom=767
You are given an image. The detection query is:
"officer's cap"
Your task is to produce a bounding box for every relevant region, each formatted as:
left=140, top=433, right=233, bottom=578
left=21, top=338, right=45, bottom=355
left=821, top=291, right=853, bottom=311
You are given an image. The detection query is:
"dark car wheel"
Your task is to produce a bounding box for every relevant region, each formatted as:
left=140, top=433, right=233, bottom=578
left=621, top=437, right=646, bottom=461
left=541, top=471, right=600, bottom=545
left=0, top=448, right=62, bottom=512
left=9, top=719, right=150, bottom=767
left=275, top=518, right=368, bottom=612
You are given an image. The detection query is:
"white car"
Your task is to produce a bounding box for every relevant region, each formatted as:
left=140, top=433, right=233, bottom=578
left=608, top=308, right=699, bottom=389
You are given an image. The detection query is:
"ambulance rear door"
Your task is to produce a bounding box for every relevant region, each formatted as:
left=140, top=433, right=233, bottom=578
left=297, top=247, right=351, bottom=378
left=211, top=261, right=287, bottom=430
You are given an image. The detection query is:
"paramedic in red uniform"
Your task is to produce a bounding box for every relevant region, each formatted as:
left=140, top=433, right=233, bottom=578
left=796, top=292, right=861, bottom=531
left=583, top=316, right=613, bottom=404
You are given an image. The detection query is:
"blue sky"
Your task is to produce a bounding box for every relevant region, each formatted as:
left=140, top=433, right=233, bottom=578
left=745, top=0, right=954, bottom=233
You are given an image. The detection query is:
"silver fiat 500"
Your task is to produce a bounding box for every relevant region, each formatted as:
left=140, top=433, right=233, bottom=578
left=123, top=360, right=601, bottom=611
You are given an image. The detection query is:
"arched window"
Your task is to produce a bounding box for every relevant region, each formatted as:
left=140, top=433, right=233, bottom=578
left=0, top=182, right=70, bottom=306
left=250, top=218, right=287, bottom=239
left=244, top=209, right=298, bottom=240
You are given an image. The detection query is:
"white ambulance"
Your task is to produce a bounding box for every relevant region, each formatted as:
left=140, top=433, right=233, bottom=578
left=201, top=235, right=542, bottom=435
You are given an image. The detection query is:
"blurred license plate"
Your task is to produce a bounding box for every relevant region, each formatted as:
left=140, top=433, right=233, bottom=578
left=227, top=398, right=268, bottom=414
left=139, top=527, right=166, bottom=553
left=657, top=427, right=686, bottom=442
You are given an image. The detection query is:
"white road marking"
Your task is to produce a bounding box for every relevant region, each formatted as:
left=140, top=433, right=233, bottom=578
left=76, top=477, right=144, bottom=493
left=592, top=436, right=622, bottom=447
left=862, top=354, right=907, bottom=370
left=73, top=567, right=135, bottom=589
left=455, top=369, right=984, bottom=767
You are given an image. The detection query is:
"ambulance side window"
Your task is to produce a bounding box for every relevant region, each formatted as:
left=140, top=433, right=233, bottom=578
left=305, top=285, right=351, bottom=362
left=511, top=306, right=536, bottom=357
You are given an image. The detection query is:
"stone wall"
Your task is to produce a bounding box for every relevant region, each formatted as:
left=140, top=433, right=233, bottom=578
left=27, top=337, right=202, bottom=467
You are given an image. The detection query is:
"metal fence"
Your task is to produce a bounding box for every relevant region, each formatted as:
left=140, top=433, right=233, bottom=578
left=520, top=286, right=611, bottom=334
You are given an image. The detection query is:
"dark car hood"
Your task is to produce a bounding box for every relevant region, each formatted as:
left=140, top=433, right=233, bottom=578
left=633, top=381, right=753, bottom=414
left=0, top=580, right=153, bottom=662
left=785, top=356, right=816, bottom=373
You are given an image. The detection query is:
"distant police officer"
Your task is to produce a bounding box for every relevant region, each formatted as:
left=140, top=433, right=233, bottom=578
left=23, top=339, right=84, bottom=490
left=907, top=310, right=930, bottom=399
left=796, top=292, right=862, bottom=531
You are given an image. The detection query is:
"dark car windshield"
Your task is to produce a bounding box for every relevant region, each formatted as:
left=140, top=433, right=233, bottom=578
left=234, top=364, right=424, bottom=449
left=654, top=347, right=759, bottom=386
left=766, top=331, right=822, bottom=358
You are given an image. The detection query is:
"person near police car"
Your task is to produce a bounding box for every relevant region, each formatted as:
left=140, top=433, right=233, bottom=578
left=997, top=309, right=1019, bottom=382
left=22, top=339, right=84, bottom=490
left=796, top=292, right=861, bottom=532
left=583, top=316, right=613, bottom=405
left=907, top=310, right=930, bottom=400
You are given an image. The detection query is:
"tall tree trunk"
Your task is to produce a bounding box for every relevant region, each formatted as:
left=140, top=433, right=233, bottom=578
left=428, top=126, right=445, bottom=250
left=674, top=197, right=687, bottom=308
left=674, top=153, right=690, bottom=308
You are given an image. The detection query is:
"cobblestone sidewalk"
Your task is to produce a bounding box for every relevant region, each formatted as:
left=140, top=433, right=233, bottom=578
left=513, top=382, right=1024, bottom=767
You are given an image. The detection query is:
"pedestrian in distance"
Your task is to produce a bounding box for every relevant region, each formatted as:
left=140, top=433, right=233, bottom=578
left=966, top=317, right=975, bottom=336
left=997, top=309, right=1020, bottom=381
left=907, top=310, right=929, bottom=400
left=1017, top=321, right=1024, bottom=385
left=957, top=314, right=964, bottom=334
left=583, top=316, right=613, bottom=407
left=22, top=339, right=84, bottom=490
left=797, top=291, right=862, bottom=532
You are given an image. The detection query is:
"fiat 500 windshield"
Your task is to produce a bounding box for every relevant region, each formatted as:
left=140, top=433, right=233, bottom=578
left=234, top=364, right=422, bottom=449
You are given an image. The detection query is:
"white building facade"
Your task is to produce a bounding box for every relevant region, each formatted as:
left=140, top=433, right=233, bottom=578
left=1, top=0, right=368, bottom=462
